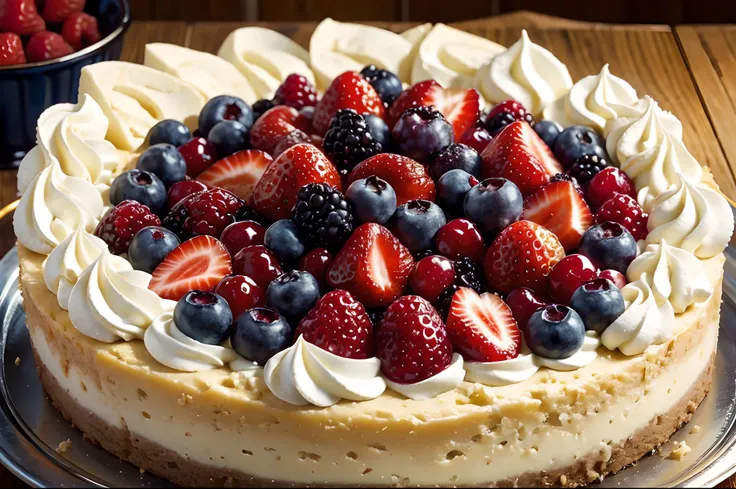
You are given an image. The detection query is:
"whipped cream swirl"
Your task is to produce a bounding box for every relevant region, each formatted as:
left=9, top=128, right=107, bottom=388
left=604, top=96, right=703, bottom=211
left=474, top=29, right=572, bottom=114
left=542, top=64, right=638, bottom=133
left=645, top=175, right=734, bottom=259
left=68, top=250, right=173, bottom=343
left=384, top=353, right=465, bottom=400
left=264, top=336, right=386, bottom=407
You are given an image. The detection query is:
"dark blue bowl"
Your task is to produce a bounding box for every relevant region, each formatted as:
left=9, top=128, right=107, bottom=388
left=0, top=0, right=131, bottom=168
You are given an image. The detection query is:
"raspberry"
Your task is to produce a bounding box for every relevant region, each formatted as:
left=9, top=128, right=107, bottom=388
left=25, top=31, right=73, bottom=62
left=0, top=32, right=26, bottom=66
left=322, top=109, right=382, bottom=172
left=569, top=154, right=609, bottom=186
left=42, top=0, right=84, bottom=23
left=291, top=183, right=354, bottom=250
left=595, top=194, right=649, bottom=241
left=586, top=167, right=636, bottom=209
left=61, top=12, right=101, bottom=51
left=550, top=172, right=584, bottom=197
left=94, top=201, right=161, bottom=255
left=163, top=188, right=245, bottom=240
left=0, top=0, right=45, bottom=36
left=273, top=74, right=318, bottom=110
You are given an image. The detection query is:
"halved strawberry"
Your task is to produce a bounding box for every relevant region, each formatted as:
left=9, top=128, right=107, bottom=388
left=149, top=235, right=232, bottom=301
left=327, top=223, right=414, bottom=308
left=312, top=72, right=386, bottom=135
left=249, top=105, right=311, bottom=154
left=480, top=121, right=563, bottom=197
left=196, top=149, right=272, bottom=206
left=348, top=153, right=435, bottom=205
left=522, top=180, right=593, bottom=251
left=446, top=288, right=521, bottom=362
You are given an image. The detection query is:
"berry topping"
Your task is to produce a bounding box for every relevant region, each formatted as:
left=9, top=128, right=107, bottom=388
left=578, top=222, right=637, bottom=274
left=430, top=143, right=483, bottom=180
left=215, top=275, right=265, bottom=320
left=389, top=199, right=446, bottom=253
left=149, top=235, right=233, bottom=301
left=322, top=109, right=382, bottom=173
left=25, top=31, right=73, bottom=62
left=436, top=169, right=479, bottom=216
left=61, top=12, right=100, bottom=51
left=177, top=137, right=218, bottom=179
left=595, top=193, right=649, bottom=240
left=95, top=201, right=161, bottom=255
left=459, top=126, right=492, bottom=154
left=41, top=0, right=84, bottom=23
left=435, top=218, right=485, bottom=263
left=360, top=65, right=403, bottom=106
left=208, top=120, right=249, bottom=159
left=526, top=305, right=586, bottom=360
left=505, top=287, right=548, bottom=332
left=585, top=167, right=636, bottom=210
left=599, top=269, right=627, bottom=289
left=137, top=143, right=187, bottom=188
left=266, top=270, right=321, bottom=326
left=233, top=245, right=283, bottom=290
left=128, top=226, right=180, bottom=274
left=291, top=183, right=354, bottom=251
left=273, top=74, right=318, bottom=110
left=110, top=169, right=167, bottom=216
left=569, top=278, right=625, bottom=334
left=313, top=71, right=385, bottom=135
left=0, top=0, right=45, bottom=36
left=348, top=153, right=435, bottom=205
left=549, top=172, right=584, bottom=196
left=219, top=220, right=266, bottom=256
left=264, top=219, right=307, bottom=268
left=174, top=291, right=233, bottom=345
left=363, top=113, right=391, bottom=148
left=547, top=254, right=599, bottom=304
left=167, top=180, right=207, bottom=209
left=533, top=120, right=563, bottom=149
left=251, top=99, right=276, bottom=122
left=0, top=33, right=26, bottom=66
left=487, top=100, right=534, bottom=131
left=298, top=248, right=333, bottom=291
left=163, top=187, right=244, bottom=240
left=553, top=125, right=608, bottom=169
left=409, top=255, right=456, bottom=304
left=569, top=154, right=609, bottom=186
left=147, top=119, right=192, bottom=148
left=249, top=105, right=311, bottom=154
left=464, top=177, right=523, bottom=235
left=231, top=308, right=291, bottom=365
left=196, top=149, right=272, bottom=206
left=345, top=176, right=397, bottom=225
left=484, top=112, right=516, bottom=136
left=392, top=106, right=454, bottom=163
left=198, top=95, right=253, bottom=138
left=435, top=257, right=484, bottom=319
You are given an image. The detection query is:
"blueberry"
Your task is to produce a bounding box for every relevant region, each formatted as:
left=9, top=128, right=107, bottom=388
left=147, top=119, right=192, bottom=147
left=264, top=219, right=306, bottom=268
left=345, top=176, right=397, bottom=224
left=430, top=143, right=483, bottom=180
left=579, top=222, right=637, bottom=274
left=437, top=169, right=477, bottom=215
left=231, top=308, right=292, bottom=365
left=526, top=305, right=585, bottom=360
left=534, top=120, right=563, bottom=149
left=174, top=291, right=233, bottom=345
left=266, top=270, right=320, bottom=327
left=136, top=143, right=187, bottom=188
left=128, top=226, right=180, bottom=273
left=109, top=169, right=167, bottom=215
left=389, top=199, right=446, bottom=253
left=553, top=125, right=608, bottom=168
left=464, top=178, right=523, bottom=235
left=392, top=106, right=454, bottom=163
left=360, top=65, right=403, bottom=106
left=485, top=112, right=516, bottom=135
left=569, top=278, right=625, bottom=334
left=198, top=95, right=254, bottom=137
left=208, top=120, right=249, bottom=158
left=363, top=113, right=391, bottom=149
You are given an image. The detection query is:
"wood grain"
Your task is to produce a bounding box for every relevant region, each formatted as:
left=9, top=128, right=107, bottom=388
left=257, top=0, right=400, bottom=22
left=119, top=22, right=190, bottom=64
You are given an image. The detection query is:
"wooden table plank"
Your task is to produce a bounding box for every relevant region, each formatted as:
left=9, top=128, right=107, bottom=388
left=119, top=21, right=190, bottom=63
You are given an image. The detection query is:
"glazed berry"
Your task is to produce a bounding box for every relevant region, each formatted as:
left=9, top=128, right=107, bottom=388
left=322, top=109, right=382, bottom=172
left=506, top=287, right=548, bottom=332
left=360, top=65, right=403, bottom=106
left=533, top=120, right=562, bottom=148
left=233, top=245, right=284, bottom=289
left=553, top=125, right=608, bottom=169
left=550, top=172, right=584, bottom=197
left=435, top=218, right=485, bottom=263
left=0, top=33, right=26, bottom=66
left=251, top=99, right=276, bottom=122
left=264, top=219, right=306, bottom=268
left=174, top=291, right=233, bottom=345
left=345, top=176, right=397, bottom=225
left=436, top=257, right=484, bottom=318
left=414, top=249, right=435, bottom=261
left=94, top=201, right=161, bottom=255
left=215, top=275, right=265, bottom=320
left=586, top=167, right=636, bottom=209
left=348, top=153, right=436, bottom=205
left=363, top=113, right=391, bottom=148
left=569, top=278, right=625, bottom=334
left=136, top=143, right=187, bottom=188
left=231, top=308, right=291, bottom=365
left=147, top=119, right=192, bottom=148
left=298, top=248, right=333, bottom=291
left=390, top=199, right=447, bottom=253
left=459, top=126, right=492, bottom=154
left=109, top=170, right=167, bottom=215
left=464, top=177, right=523, bottom=235
left=198, top=95, right=254, bottom=138
left=207, top=120, right=249, bottom=158
left=163, top=187, right=244, bottom=240
left=430, top=143, right=483, bottom=180
left=313, top=71, right=386, bottom=135
left=484, top=112, right=516, bottom=136
left=596, top=193, right=648, bottom=240
left=177, top=137, right=218, bottom=178
left=526, top=305, right=585, bottom=359
left=488, top=100, right=534, bottom=129
left=599, top=269, right=626, bottom=289
left=569, top=154, right=609, bottom=186
left=547, top=254, right=599, bottom=304
left=167, top=180, right=208, bottom=209
left=128, top=226, right=180, bottom=274
left=266, top=270, right=320, bottom=326
left=392, top=106, right=454, bottom=163
left=436, top=169, right=478, bottom=215
left=273, top=74, right=318, bottom=110
left=291, top=183, right=354, bottom=251
left=579, top=222, right=638, bottom=274
left=219, top=220, right=266, bottom=256
left=409, top=255, right=456, bottom=304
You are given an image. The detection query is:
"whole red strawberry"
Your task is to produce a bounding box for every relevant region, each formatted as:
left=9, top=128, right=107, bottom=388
left=295, top=290, right=373, bottom=359
left=595, top=194, right=649, bottom=240
left=94, top=200, right=162, bottom=255
left=484, top=220, right=565, bottom=294
left=0, top=33, right=26, bottom=66
left=0, top=0, right=45, bottom=36
left=42, top=0, right=85, bottom=23
left=61, top=12, right=101, bottom=51
left=312, top=71, right=385, bottom=135
left=25, top=31, right=74, bottom=63
left=376, top=295, right=454, bottom=384
left=348, top=153, right=435, bottom=205
left=273, top=74, right=318, bottom=110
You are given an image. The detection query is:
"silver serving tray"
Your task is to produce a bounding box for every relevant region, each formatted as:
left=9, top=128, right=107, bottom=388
left=0, top=202, right=736, bottom=488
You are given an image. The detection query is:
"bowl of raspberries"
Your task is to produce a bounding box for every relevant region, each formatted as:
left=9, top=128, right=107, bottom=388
left=0, top=0, right=131, bottom=167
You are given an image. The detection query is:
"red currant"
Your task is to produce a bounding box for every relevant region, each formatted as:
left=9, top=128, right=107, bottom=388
left=586, top=167, right=635, bottom=209
left=599, top=269, right=627, bottom=289
left=178, top=137, right=218, bottom=178
left=506, top=287, right=548, bottom=333
left=409, top=255, right=456, bottom=304
left=215, top=275, right=265, bottom=319
left=298, top=248, right=333, bottom=291
left=219, top=220, right=266, bottom=256
left=547, top=254, right=599, bottom=304
left=233, top=245, right=283, bottom=289
left=167, top=180, right=207, bottom=209
left=435, top=218, right=485, bottom=263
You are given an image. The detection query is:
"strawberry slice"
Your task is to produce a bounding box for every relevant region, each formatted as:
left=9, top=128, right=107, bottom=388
left=522, top=180, right=593, bottom=251
left=313, top=72, right=386, bottom=135
left=446, top=288, right=521, bottom=362
left=249, top=105, right=311, bottom=154
left=196, top=149, right=272, bottom=206
left=327, top=223, right=414, bottom=308
left=252, top=143, right=341, bottom=221
left=480, top=121, right=563, bottom=197
left=149, top=235, right=232, bottom=301
left=348, top=153, right=435, bottom=205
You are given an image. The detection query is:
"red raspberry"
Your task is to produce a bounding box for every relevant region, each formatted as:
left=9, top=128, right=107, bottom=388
left=586, top=167, right=635, bottom=209
left=25, top=31, right=73, bottom=63
left=273, top=74, right=318, bottom=111
left=94, top=201, right=161, bottom=255
left=42, top=0, right=85, bottom=23
left=0, top=0, right=45, bottom=36
left=61, top=12, right=101, bottom=51
left=0, top=33, right=26, bottom=66
left=163, top=188, right=245, bottom=240
left=596, top=194, right=649, bottom=241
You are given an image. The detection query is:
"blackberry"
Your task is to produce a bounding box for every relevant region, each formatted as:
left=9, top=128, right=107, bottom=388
left=291, top=183, right=355, bottom=250
left=569, top=154, right=609, bottom=186
left=322, top=109, right=382, bottom=172
left=252, top=99, right=276, bottom=121
left=435, top=258, right=483, bottom=319
left=550, top=172, right=585, bottom=197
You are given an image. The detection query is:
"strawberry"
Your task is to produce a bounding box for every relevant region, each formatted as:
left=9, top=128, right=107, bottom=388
left=446, top=288, right=521, bottom=362
left=0, top=0, right=45, bottom=36
left=196, top=149, right=272, bottom=206
left=483, top=220, right=565, bottom=294
left=480, top=121, right=563, bottom=197
left=595, top=194, right=649, bottom=241
left=522, top=180, right=593, bottom=251
left=149, top=235, right=232, bottom=301
left=375, top=295, right=453, bottom=384
left=252, top=143, right=341, bottom=221
left=61, top=12, right=101, bottom=51
left=327, top=223, right=414, bottom=308
left=42, top=0, right=85, bottom=23
left=312, top=72, right=385, bottom=135
left=0, top=33, right=26, bottom=66
left=25, top=31, right=73, bottom=63
left=347, top=153, right=435, bottom=205
left=387, top=80, right=440, bottom=127
left=295, top=290, right=373, bottom=359
left=249, top=105, right=311, bottom=154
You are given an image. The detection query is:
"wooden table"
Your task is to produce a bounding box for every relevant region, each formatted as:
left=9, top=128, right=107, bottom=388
left=2, top=12, right=736, bottom=488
